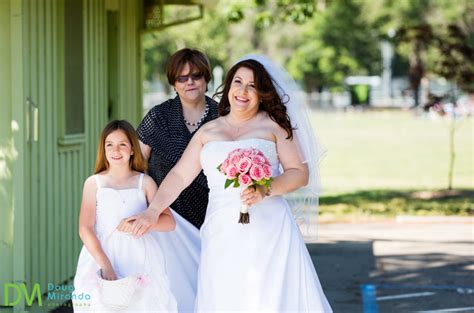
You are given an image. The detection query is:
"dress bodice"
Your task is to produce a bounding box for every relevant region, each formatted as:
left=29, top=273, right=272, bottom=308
left=200, top=138, right=281, bottom=192
left=94, top=174, right=147, bottom=238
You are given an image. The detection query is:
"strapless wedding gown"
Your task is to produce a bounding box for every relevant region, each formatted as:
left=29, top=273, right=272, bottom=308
left=197, top=138, right=332, bottom=312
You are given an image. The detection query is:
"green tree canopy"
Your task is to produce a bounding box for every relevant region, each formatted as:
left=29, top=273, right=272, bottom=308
left=142, top=0, right=470, bottom=94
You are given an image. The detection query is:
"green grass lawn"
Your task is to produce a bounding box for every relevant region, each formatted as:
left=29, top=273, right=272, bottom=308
left=309, top=110, right=473, bottom=218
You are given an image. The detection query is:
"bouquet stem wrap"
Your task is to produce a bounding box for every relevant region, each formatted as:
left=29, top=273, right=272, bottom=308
left=239, top=203, right=250, bottom=224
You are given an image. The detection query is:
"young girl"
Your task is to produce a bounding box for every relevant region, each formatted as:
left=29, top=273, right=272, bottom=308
left=73, top=120, right=178, bottom=311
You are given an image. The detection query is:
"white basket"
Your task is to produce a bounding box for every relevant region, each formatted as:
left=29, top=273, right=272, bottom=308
left=97, top=270, right=140, bottom=310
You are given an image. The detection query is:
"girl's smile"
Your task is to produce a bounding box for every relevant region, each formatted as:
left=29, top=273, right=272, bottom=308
left=105, top=130, right=133, bottom=165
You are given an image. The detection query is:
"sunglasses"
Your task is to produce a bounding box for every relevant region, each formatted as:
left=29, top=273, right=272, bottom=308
left=176, top=73, right=204, bottom=83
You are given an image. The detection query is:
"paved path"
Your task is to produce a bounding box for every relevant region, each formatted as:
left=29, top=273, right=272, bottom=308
left=45, top=219, right=473, bottom=312
left=309, top=219, right=474, bottom=312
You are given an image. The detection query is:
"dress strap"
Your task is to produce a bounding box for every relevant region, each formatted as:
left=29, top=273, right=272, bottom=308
left=138, top=173, right=144, bottom=190
left=94, top=175, right=101, bottom=190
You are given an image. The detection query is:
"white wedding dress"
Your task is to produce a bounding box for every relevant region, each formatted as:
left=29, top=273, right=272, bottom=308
left=197, top=138, right=332, bottom=312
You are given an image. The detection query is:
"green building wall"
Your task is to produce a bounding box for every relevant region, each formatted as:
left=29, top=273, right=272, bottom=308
left=0, top=0, right=15, bottom=303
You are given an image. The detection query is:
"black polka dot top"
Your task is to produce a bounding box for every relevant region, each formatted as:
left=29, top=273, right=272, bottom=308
left=137, top=95, right=219, bottom=229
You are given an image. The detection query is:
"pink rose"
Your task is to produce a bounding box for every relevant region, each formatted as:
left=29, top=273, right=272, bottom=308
left=251, top=148, right=260, bottom=156
left=237, top=157, right=252, bottom=173
left=227, top=149, right=242, bottom=164
left=225, top=165, right=238, bottom=179
left=238, top=174, right=252, bottom=187
left=137, top=275, right=151, bottom=287
left=220, top=158, right=230, bottom=173
left=242, top=149, right=253, bottom=157
left=263, top=164, right=272, bottom=179
left=229, top=149, right=242, bottom=158
left=249, top=165, right=264, bottom=181
left=262, top=155, right=270, bottom=164
left=230, top=154, right=241, bottom=165
left=251, top=155, right=265, bottom=165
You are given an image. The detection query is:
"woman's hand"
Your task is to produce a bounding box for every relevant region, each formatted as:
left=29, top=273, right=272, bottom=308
left=241, top=185, right=266, bottom=206
left=128, top=209, right=160, bottom=237
left=100, top=266, right=118, bottom=281
left=116, top=219, right=135, bottom=233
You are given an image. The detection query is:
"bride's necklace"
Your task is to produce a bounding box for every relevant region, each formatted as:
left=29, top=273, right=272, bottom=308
left=183, top=101, right=209, bottom=128
left=224, top=114, right=257, bottom=138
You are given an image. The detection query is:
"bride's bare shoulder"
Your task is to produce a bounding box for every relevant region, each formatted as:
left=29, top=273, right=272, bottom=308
left=203, top=117, right=224, bottom=129
left=195, top=117, right=226, bottom=143
left=261, top=112, right=291, bottom=139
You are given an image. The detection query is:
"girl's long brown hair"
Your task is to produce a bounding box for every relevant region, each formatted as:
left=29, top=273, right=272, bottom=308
left=94, top=120, right=147, bottom=174
left=214, top=59, right=294, bottom=139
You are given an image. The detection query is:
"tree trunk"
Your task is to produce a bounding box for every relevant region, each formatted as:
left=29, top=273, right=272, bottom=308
left=447, top=118, right=455, bottom=190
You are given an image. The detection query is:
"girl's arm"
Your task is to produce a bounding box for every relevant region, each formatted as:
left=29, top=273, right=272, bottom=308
left=78, top=176, right=117, bottom=280
left=130, top=129, right=206, bottom=237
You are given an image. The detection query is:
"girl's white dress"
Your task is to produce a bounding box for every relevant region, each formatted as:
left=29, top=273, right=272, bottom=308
left=73, top=173, right=200, bottom=312
left=197, top=138, right=332, bottom=312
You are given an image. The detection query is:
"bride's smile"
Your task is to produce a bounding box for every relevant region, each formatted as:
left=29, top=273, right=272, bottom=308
left=228, top=67, right=259, bottom=112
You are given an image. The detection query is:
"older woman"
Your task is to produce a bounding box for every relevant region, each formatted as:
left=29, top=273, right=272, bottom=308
left=137, top=48, right=218, bottom=229
left=131, top=57, right=332, bottom=312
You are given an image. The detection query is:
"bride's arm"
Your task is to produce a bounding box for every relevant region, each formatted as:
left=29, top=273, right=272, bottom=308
left=241, top=125, right=309, bottom=206
left=130, top=130, right=206, bottom=236
left=269, top=126, right=309, bottom=195
left=144, top=175, right=176, bottom=232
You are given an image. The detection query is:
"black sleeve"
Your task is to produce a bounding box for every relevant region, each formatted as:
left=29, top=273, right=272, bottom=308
left=136, top=106, right=161, bottom=147
left=137, top=100, right=170, bottom=148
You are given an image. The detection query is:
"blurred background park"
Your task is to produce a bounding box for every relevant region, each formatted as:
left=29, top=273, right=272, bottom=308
left=0, top=0, right=472, bottom=312
left=142, top=3, right=474, bottom=310
left=141, top=0, right=473, bottom=222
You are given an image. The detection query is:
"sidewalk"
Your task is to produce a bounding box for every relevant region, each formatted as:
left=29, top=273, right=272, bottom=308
left=310, top=219, right=474, bottom=312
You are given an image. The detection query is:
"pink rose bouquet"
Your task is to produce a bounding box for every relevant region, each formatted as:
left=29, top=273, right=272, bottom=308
left=217, top=147, right=273, bottom=224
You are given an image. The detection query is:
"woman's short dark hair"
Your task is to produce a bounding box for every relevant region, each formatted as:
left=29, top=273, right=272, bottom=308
left=214, top=59, right=294, bottom=140
left=166, top=48, right=212, bottom=86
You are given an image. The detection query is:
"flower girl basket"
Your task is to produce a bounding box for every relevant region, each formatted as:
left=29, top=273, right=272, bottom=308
left=97, top=271, right=140, bottom=309
left=96, top=232, right=149, bottom=310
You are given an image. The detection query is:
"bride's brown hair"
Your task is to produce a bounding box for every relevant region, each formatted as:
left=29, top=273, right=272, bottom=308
left=94, top=120, right=147, bottom=174
left=214, top=59, right=294, bottom=140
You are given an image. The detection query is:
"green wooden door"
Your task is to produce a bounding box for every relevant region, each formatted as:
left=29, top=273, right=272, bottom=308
left=0, top=0, right=29, bottom=309
left=19, top=0, right=108, bottom=307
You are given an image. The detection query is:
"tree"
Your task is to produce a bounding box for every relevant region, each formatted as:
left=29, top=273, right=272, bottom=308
left=365, top=0, right=473, bottom=106
left=144, top=0, right=406, bottom=93
left=393, top=4, right=474, bottom=190
left=286, top=0, right=380, bottom=91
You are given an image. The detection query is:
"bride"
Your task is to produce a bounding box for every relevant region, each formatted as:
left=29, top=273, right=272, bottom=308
left=127, top=56, right=332, bottom=312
